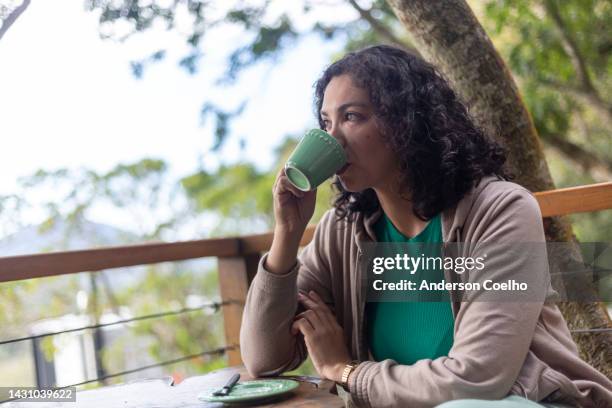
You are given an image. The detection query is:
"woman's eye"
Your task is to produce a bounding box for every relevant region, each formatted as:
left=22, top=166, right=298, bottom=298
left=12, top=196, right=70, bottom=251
left=322, top=120, right=331, bottom=130
left=346, top=112, right=360, bottom=121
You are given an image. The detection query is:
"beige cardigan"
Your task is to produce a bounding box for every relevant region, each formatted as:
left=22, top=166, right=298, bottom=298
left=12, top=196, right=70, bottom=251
left=240, top=176, right=612, bottom=407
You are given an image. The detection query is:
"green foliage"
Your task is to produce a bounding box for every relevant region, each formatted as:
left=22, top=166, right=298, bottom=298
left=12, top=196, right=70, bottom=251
left=342, top=0, right=411, bottom=53
left=478, top=0, right=610, bottom=154
left=82, top=0, right=611, bottom=189
left=0, top=274, right=81, bottom=344
left=224, top=14, right=298, bottom=82
left=475, top=0, right=611, bottom=240
left=84, top=0, right=408, bottom=152
left=40, top=337, right=57, bottom=362
left=84, top=0, right=295, bottom=84
left=10, top=158, right=179, bottom=241
left=181, top=163, right=275, bottom=232
left=200, top=101, right=247, bottom=152
left=180, top=135, right=338, bottom=236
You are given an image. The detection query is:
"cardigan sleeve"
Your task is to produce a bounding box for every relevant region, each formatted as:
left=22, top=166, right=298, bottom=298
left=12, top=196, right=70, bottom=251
left=240, top=210, right=337, bottom=376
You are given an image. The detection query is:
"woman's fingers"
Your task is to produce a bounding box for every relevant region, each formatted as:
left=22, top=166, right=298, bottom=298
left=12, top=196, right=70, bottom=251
left=297, top=293, right=321, bottom=317
left=298, top=291, right=330, bottom=314
left=306, top=291, right=338, bottom=326
left=273, top=171, right=305, bottom=201
left=272, top=166, right=286, bottom=193
left=308, top=290, right=325, bottom=304
left=294, top=311, right=309, bottom=320
left=277, top=174, right=305, bottom=198
left=294, top=309, right=322, bottom=328
left=292, top=316, right=315, bottom=337
left=298, top=291, right=337, bottom=327
left=291, top=320, right=299, bottom=336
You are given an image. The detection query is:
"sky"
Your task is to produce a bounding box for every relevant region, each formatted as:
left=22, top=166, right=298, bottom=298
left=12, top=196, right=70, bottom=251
left=0, top=0, right=351, bottom=234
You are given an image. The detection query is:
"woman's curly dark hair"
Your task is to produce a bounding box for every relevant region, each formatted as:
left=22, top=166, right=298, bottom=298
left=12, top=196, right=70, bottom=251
left=314, top=44, right=511, bottom=222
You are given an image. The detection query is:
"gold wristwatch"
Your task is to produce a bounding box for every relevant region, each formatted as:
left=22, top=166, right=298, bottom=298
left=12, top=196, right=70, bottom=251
left=340, top=361, right=359, bottom=391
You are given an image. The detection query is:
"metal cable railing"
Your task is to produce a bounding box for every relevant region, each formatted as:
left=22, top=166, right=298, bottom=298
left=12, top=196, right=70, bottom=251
left=63, top=346, right=234, bottom=388
left=0, top=301, right=241, bottom=404
left=0, top=297, right=607, bottom=346
left=0, top=300, right=238, bottom=346
left=0, top=345, right=235, bottom=404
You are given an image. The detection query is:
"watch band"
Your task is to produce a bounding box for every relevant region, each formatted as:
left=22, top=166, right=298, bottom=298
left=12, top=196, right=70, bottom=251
left=340, top=361, right=359, bottom=391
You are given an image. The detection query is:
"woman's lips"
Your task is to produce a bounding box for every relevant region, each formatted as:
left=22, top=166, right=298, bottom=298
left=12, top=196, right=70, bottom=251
left=336, top=163, right=350, bottom=175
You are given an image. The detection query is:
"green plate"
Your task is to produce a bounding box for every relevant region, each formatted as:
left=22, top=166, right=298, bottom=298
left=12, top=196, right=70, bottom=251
left=198, top=379, right=299, bottom=404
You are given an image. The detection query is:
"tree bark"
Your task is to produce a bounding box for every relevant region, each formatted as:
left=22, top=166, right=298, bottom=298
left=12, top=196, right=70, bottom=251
left=386, top=0, right=611, bottom=377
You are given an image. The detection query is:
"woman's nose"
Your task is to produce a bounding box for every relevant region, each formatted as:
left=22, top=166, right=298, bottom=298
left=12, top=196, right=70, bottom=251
left=328, top=125, right=347, bottom=149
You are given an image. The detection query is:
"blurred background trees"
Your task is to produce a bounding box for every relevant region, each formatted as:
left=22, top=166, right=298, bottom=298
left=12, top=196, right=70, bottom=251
left=0, top=0, right=609, bottom=386
left=79, top=0, right=610, bottom=238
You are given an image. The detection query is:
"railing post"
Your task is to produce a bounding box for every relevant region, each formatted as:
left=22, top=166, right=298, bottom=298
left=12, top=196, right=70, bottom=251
left=217, top=253, right=260, bottom=366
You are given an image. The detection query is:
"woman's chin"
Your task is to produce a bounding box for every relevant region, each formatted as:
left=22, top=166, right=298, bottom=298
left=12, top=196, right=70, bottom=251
left=337, top=175, right=360, bottom=192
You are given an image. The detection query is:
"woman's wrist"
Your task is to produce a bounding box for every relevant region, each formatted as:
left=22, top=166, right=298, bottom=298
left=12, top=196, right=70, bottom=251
left=335, top=360, right=359, bottom=391
left=330, top=361, right=349, bottom=383
left=265, top=228, right=302, bottom=275
left=274, top=223, right=306, bottom=240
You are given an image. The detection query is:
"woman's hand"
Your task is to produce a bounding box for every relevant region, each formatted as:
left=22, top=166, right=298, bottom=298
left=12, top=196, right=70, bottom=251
left=291, top=291, right=352, bottom=383
left=265, top=167, right=317, bottom=275
left=272, top=167, right=317, bottom=234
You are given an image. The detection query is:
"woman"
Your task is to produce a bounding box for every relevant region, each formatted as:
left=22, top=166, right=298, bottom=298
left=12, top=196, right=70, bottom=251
left=240, top=45, right=612, bottom=408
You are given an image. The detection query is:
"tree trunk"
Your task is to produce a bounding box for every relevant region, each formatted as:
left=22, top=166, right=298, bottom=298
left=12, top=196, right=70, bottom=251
left=386, top=0, right=611, bottom=377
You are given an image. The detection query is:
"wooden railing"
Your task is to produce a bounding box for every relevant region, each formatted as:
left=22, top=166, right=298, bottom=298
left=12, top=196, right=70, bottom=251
left=0, top=181, right=611, bottom=366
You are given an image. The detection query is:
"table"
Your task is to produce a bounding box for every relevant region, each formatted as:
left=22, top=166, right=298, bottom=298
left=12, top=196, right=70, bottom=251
left=4, top=366, right=345, bottom=408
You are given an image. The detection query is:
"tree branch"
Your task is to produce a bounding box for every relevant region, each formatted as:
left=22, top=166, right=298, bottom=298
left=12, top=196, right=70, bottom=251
left=541, top=132, right=612, bottom=182
left=542, top=0, right=612, bottom=127
left=542, top=0, right=594, bottom=93
left=540, top=78, right=612, bottom=127
left=542, top=1, right=612, bottom=126
left=0, top=0, right=30, bottom=41
left=345, top=0, right=417, bottom=53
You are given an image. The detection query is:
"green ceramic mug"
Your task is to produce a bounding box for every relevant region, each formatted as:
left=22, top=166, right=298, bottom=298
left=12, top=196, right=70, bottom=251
left=284, top=129, right=347, bottom=191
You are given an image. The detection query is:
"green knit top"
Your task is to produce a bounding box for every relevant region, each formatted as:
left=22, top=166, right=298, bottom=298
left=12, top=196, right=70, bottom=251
left=366, top=212, right=454, bottom=364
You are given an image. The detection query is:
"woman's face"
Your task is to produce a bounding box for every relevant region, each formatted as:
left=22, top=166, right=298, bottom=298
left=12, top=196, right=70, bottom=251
left=320, top=74, right=400, bottom=193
